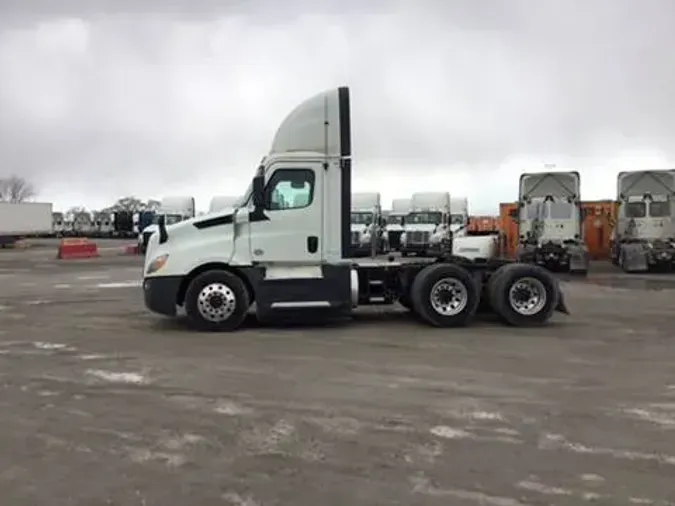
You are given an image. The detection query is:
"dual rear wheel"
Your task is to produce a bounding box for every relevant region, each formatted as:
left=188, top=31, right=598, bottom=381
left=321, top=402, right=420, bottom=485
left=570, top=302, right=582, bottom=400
left=406, top=263, right=559, bottom=327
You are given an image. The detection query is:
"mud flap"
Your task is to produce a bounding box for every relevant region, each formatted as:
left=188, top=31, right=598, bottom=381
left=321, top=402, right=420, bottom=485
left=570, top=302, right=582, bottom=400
left=555, top=285, right=570, bottom=314
left=568, top=244, right=589, bottom=273
left=622, top=244, right=649, bottom=273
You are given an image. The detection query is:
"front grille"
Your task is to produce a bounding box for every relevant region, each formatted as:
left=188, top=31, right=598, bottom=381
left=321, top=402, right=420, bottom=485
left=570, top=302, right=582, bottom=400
left=409, top=231, right=430, bottom=244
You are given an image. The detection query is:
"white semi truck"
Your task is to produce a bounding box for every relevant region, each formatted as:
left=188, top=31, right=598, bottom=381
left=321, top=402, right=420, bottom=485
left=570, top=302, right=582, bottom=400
left=209, top=196, right=242, bottom=213
left=350, top=192, right=387, bottom=256
left=610, top=169, right=675, bottom=272
left=515, top=171, right=589, bottom=275
left=383, top=198, right=410, bottom=251
left=400, top=192, right=450, bottom=257
left=0, top=202, right=53, bottom=246
left=139, top=196, right=195, bottom=253
left=142, top=86, right=569, bottom=331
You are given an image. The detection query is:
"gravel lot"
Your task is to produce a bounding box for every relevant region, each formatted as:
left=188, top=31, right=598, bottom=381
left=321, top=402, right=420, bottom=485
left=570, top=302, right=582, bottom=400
left=1, top=240, right=674, bottom=506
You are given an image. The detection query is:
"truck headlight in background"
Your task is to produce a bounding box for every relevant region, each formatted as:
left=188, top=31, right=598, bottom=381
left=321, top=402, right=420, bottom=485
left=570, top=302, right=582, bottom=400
left=146, top=254, right=169, bottom=275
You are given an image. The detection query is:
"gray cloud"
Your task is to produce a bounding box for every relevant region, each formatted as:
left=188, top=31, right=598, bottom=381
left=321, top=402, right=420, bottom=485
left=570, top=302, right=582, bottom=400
left=1, top=0, right=674, bottom=212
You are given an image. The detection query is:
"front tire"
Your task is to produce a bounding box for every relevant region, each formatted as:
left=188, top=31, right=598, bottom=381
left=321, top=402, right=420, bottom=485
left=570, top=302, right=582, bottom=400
left=184, top=270, right=250, bottom=332
left=488, top=263, right=558, bottom=326
left=410, top=264, right=479, bottom=327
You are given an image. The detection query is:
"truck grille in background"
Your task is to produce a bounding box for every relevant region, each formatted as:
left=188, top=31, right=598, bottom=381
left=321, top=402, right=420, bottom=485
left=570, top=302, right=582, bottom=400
left=409, top=231, right=430, bottom=244
left=351, top=231, right=360, bottom=244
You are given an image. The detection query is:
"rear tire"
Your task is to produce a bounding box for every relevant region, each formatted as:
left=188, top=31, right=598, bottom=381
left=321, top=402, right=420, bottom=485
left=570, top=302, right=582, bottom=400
left=410, top=264, right=479, bottom=327
left=184, top=270, right=250, bottom=332
left=488, top=263, right=558, bottom=327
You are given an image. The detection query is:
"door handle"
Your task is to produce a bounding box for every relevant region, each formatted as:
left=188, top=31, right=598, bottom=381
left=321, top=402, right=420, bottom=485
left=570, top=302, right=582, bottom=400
left=307, top=236, right=318, bottom=253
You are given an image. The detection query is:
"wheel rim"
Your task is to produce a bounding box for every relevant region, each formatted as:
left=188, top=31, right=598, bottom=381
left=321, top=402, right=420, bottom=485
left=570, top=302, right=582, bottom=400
left=429, top=277, right=468, bottom=316
left=508, top=277, right=547, bottom=316
left=197, top=283, right=236, bottom=322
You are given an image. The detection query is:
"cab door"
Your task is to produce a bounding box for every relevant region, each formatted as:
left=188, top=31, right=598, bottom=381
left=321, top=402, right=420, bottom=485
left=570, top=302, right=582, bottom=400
left=249, top=160, right=323, bottom=265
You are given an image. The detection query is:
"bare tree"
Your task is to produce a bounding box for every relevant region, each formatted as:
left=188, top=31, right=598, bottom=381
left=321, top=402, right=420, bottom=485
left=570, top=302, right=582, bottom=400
left=0, top=175, right=37, bottom=203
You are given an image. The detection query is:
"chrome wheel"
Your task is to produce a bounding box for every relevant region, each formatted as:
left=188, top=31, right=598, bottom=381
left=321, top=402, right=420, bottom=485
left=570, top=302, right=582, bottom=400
left=508, top=277, right=547, bottom=316
left=429, top=278, right=468, bottom=316
left=197, top=283, right=236, bottom=322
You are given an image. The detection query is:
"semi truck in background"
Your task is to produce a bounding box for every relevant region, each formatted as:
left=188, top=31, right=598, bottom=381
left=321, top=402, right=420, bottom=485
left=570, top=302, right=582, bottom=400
left=400, top=192, right=450, bottom=257
left=209, top=196, right=241, bottom=213
left=113, top=211, right=135, bottom=238
left=139, top=196, right=195, bottom=253
left=350, top=192, right=387, bottom=256
left=610, top=169, right=675, bottom=272
left=450, top=197, right=469, bottom=234
left=0, top=202, right=53, bottom=246
left=515, top=171, right=589, bottom=275
left=52, top=212, right=65, bottom=236
left=384, top=197, right=410, bottom=251
left=93, top=212, right=114, bottom=237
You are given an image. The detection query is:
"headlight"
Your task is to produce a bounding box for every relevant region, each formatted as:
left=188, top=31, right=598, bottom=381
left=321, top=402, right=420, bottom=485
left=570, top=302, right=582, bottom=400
left=146, top=254, right=169, bottom=275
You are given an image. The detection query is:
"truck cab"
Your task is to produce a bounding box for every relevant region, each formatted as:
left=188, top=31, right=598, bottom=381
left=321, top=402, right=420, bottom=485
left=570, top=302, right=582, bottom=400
left=94, top=212, right=114, bottom=237
left=142, top=86, right=568, bottom=332
left=515, top=171, right=589, bottom=274
left=384, top=197, right=410, bottom=251
left=400, top=192, right=450, bottom=257
left=611, top=170, right=675, bottom=272
left=350, top=192, right=387, bottom=256
left=139, top=197, right=195, bottom=253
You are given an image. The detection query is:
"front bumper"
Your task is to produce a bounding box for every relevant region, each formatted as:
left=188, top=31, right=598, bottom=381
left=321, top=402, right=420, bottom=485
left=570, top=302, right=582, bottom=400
left=143, top=276, right=182, bottom=316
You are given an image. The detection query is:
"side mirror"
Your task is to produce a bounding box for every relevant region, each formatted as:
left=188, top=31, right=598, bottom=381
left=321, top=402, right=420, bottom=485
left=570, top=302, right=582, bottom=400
left=252, top=175, right=265, bottom=209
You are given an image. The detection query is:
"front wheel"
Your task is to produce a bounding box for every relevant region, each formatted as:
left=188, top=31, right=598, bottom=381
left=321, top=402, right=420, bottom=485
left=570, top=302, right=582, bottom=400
left=410, top=263, right=479, bottom=327
left=184, top=270, right=250, bottom=332
left=488, top=263, right=559, bottom=327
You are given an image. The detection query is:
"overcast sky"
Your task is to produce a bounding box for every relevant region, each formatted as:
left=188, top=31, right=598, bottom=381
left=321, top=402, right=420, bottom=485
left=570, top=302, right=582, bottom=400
left=1, top=0, right=674, bottom=214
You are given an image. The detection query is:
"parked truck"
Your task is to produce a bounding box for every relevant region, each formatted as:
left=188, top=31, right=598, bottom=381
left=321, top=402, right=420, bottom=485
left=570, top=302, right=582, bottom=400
left=113, top=211, right=135, bottom=238
left=514, top=171, right=589, bottom=275
left=610, top=169, right=675, bottom=272
left=93, top=211, right=114, bottom=237
left=52, top=211, right=65, bottom=237
left=141, top=86, right=568, bottom=332
left=0, top=202, right=53, bottom=246
left=400, top=192, right=450, bottom=257
left=384, top=197, right=410, bottom=251
left=139, top=196, right=195, bottom=253
left=350, top=192, right=387, bottom=256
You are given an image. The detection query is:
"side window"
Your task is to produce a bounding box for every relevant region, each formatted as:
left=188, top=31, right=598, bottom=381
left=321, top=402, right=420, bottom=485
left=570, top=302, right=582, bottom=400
left=265, top=169, right=315, bottom=211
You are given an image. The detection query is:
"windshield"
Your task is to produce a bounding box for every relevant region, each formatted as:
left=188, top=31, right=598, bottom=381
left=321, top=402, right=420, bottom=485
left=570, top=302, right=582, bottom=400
left=387, top=214, right=404, bottom=225
left=407, top=212, right=442, bottom=225
left=351, top=212, right=373, bottom=225
left=522, top=202, right=545, bottom=220
left=153, top=213, right=184, bottom=225
left=624, top=202, right=646, bottom=218
left=649, top=201, right=671, bottom=217
left=450, top=214, right=465, bottom=225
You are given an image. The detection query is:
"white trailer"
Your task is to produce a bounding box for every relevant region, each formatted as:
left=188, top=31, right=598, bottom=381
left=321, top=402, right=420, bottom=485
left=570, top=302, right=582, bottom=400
left=139, top=196, right=195, bottom=253
left=350, top=192, right=387, bottom=256
left=0, top=202, right=53, bottom=245
left=400, top=192, right=450, bottom=257
left=384, top=197, right=410, bottom=251
left=209, top=196, right=241, bottom=213
left=611, top=169, right=675, bottom=272
left=515, top=171, right=589, bottom=275
left=141, top=86, right=569, bottom=332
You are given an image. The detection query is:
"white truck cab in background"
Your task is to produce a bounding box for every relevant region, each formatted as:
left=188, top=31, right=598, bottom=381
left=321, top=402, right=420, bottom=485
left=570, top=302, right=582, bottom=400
left=515, top=171, right=589, bottom=274
left=400, top=192, right=450, bottom=257
left=139, top=196, right=195, bottom=253
left=350, top=192, right=387, bottom=256
left=450, top=197, right=469, bottom=234
left=384, top=197, right=410, bottom=251
left=141, top=86, right=568, bottom=332
left=611, top=169, right=675, bottom=272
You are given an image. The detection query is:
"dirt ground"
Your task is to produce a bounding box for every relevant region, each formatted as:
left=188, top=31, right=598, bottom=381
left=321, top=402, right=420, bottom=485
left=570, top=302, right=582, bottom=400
left=1, top=239, right=675, bottom=506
